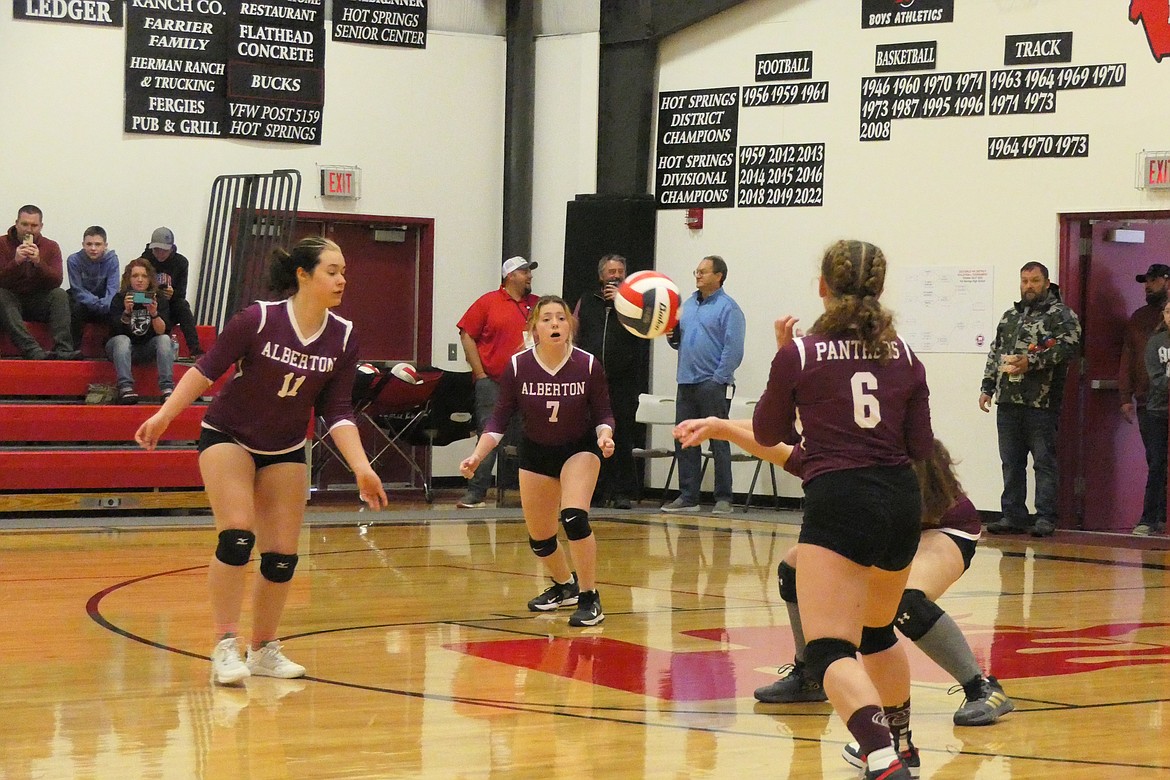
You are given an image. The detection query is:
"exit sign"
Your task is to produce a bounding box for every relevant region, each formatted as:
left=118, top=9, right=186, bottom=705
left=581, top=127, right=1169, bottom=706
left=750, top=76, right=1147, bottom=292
left=319, top=165, right=360, bottom=199
left=1139, top=152, right=1170, bottom=190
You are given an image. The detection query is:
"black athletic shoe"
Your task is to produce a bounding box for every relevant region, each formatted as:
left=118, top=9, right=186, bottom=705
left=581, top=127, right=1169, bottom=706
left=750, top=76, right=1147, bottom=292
left=568, top=590, right=604, bottom=626
left=987, top=517, right=1029, bottom=534
left=527, top=574, right=579, bottom=612
left=753, top=662, right=827, bottom=703
left=952, top=675, right=1015, bottom=726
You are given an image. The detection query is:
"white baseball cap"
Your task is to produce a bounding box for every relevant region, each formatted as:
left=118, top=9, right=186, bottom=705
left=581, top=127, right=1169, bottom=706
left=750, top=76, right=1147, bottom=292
left=501, top=256, right=538, bottom=277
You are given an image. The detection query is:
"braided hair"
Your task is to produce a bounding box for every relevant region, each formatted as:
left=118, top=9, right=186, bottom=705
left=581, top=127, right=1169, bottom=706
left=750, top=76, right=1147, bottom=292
left=810, top=239, right=897, bottom=362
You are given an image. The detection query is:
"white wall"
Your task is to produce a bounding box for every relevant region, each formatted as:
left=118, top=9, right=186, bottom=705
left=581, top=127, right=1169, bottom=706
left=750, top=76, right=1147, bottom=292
left=649, top=0, right=1170, bottom=510
left=0, top=10, right=510, bottom=478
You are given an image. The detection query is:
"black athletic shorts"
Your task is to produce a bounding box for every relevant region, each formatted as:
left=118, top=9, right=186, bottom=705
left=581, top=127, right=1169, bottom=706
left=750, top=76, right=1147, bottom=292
left=198, top=427, right=306, bottom=470
left=519, top=433, right=601, bottom=479
left=800, top=464, right=920, bottom=571
left=940, top=530, right=979, bottom=571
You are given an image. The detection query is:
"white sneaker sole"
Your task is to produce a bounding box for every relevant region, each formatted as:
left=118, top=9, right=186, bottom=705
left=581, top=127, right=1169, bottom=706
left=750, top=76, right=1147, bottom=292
left=569, top=611, right=605, bottom=627
left=212, top=665, right=250, bottom=685
left=247, top=665, right=305, bottom=679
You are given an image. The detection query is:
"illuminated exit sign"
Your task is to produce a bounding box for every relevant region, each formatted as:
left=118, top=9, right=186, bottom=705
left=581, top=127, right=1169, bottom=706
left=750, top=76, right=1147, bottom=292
left=319, top=165, right=360, bottom=199
left=1139, top=152, right=1170, bottom=190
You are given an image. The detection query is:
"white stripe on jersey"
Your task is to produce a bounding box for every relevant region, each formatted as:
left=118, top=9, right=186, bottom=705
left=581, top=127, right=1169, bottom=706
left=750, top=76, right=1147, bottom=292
left=794, top=337, right=808, bottom=369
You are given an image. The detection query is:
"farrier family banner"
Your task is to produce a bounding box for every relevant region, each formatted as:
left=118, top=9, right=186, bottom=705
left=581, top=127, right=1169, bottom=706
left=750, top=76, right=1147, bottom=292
left=14, top=0, right=428, bottom=145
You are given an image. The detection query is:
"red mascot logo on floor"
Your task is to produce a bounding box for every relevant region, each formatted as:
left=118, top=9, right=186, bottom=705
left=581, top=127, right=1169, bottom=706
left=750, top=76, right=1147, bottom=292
left=449, top=621, right=1170, bottom=701
left=1131, top=0, right=1170, bottom=61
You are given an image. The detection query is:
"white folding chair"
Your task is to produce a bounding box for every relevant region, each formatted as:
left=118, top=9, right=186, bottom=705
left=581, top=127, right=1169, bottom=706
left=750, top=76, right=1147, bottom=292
left=631, top=393, right=679, bottom=503
left=727, top=396, right=779, bottom=510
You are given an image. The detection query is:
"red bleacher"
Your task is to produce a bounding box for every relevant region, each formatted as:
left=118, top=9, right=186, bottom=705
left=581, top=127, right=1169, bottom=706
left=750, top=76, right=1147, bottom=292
left=0, top=324, right=221, bottom=513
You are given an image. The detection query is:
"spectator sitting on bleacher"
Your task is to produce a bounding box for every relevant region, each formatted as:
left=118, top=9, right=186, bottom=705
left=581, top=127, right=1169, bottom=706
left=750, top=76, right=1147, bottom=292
left=139, top=227, right=203, bottom=358
left=106, top=258, right=174, bottom=405
left=0, top=204, right=81, bottom=360
left=67, top=226, right=120, bottom=354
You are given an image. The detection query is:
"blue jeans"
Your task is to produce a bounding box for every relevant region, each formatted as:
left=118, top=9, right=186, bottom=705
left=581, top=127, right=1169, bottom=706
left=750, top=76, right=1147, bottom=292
left=996, top=404, right=1059, bottom=526
left=105, top=334, right=176, bottom=393
left=674, top=380, right=733, bottom=504
left=467, top=377, right=521, bottom=498
left=1138, top=408, right=1168, bottom=528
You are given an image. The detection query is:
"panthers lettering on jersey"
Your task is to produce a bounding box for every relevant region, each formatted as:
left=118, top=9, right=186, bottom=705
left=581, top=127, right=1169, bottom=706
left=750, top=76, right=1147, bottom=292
left=197, top=300, right=359, bottom=453
left=487, top=347, right=615, bottom=446
left=753, top=335, right=933, bottom=484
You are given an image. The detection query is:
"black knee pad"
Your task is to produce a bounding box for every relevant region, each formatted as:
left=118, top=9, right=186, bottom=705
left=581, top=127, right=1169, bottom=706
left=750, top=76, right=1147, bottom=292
left=259, top=552, right=299, bottom=583
left=894, top=588, right=944, bottom=641
left=777, top=561, right=798, bottom=603
left=860, top=622, right=898, bottom=655
left=560, top=508, right=592, bottom=541
left=803, top=637, right=857, bottom=684
left=529, top=534, right=558, bottom=558
left=215, top=529, right=255, bottom=567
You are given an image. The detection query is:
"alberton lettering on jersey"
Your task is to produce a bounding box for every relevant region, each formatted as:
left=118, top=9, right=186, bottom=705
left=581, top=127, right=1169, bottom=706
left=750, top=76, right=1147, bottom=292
left=487, top=347, right=615, bottom=446
left=197, top=300, right=360, bottom=453
left=753, top=335, right=933, bottom=484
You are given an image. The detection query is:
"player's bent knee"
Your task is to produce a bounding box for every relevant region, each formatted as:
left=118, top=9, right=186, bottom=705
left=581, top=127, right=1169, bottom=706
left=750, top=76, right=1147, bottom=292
left=215, top=529, right=256, bottom=567
left=777, top=561, right=798, bottom=603
left=894, top=588, right=944, bottom=641
left=560, top=508, right=592, bottom=541
left=259, top=552, right=299, bottom=583
left=859, top=622, right=898, bottom=655
left=529, top=534, right=558, bottom=558
left=803, top=637, right=857, bottom=684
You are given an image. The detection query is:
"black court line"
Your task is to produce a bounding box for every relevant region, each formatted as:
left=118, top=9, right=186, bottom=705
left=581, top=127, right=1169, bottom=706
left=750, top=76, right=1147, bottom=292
left=83, top=517, right=1170, bottom=774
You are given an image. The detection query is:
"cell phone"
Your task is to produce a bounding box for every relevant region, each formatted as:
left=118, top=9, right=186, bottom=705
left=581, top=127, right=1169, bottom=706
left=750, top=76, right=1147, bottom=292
left=22, top=234, right=33, bottom=245
left=133, top=292, right=152, bottom=305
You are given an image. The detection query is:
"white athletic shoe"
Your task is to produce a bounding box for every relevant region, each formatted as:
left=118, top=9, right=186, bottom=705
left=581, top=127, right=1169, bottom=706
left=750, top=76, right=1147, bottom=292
left=246, top=640, right=307, bottom=679
left=210, top=637, right=251, bottom=685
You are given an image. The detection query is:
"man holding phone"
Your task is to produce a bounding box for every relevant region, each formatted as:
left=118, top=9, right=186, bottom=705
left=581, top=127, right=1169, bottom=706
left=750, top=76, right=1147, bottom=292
left=139, top=226, right=203, bottom=358
left=0, top=204, right=80, bottom=359
left=573, top=254, right=649, bottom=509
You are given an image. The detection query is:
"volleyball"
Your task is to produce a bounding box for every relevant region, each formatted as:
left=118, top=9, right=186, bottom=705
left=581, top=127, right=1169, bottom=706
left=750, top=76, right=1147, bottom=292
left=613, top=270, right=681, bottom=339
left=391, top=362, right=422, bottom=384
left=353, top=362, right=381, bottom=401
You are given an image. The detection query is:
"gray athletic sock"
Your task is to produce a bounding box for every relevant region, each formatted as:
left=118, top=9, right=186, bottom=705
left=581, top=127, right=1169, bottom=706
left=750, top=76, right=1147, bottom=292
left=913, top=612, right=982, bottom=686
left=787, top=601, right=807, bottom=662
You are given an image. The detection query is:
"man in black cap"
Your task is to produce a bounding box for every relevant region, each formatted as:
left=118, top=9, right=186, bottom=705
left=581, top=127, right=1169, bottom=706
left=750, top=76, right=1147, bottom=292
left=138, top=226, right=203, bottom=358
left=1120, top=262, right=1170, bottom=535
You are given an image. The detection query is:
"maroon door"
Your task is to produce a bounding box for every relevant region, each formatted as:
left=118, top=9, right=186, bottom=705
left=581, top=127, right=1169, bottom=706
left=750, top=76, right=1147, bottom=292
left=293, top=216, right=433, bottom=363
left=1063, top=218, right=1170, bottom=531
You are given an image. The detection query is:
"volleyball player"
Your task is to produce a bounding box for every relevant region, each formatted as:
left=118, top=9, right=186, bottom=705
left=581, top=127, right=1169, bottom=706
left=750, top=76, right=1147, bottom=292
left=460, top=295, right=615, bottom=626
left=676, top=417, right=1015, bottom=740
left=752, top=240, right=931, bottom=780
left=135, top=236, right=387, bottom=685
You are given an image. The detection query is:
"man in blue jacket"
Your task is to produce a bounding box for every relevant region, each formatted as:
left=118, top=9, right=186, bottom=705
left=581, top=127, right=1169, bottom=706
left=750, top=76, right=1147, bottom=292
left=66, top=226, right=120, bottom=353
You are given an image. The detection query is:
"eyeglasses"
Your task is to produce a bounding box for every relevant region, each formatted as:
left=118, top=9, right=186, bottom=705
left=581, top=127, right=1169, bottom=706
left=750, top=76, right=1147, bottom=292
left=693, top=269, right=712, bottom=277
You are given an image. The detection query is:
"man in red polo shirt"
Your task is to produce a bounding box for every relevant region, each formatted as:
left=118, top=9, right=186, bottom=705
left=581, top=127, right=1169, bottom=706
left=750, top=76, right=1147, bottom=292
left=455, top=256, right=539, bottom=507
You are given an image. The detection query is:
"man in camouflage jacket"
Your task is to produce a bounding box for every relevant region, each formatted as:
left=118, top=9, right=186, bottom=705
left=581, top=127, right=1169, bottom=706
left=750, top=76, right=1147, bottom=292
left=978, top=261, right=1082, bottom=537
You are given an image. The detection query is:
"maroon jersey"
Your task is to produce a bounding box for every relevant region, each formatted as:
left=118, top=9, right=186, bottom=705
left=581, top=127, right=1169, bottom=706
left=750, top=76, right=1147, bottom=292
left=486, top=347, right=615, bottom=446
left=938, top=495, right=982, bottom=539
left=197, top=300, right=359, bottom=453
left=755, top=335, right=932, bottom=484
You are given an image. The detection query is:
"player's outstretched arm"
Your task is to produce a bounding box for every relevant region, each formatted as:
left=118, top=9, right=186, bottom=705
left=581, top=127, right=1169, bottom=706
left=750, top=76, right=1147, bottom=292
left=135, top=368, right=212, bottom=451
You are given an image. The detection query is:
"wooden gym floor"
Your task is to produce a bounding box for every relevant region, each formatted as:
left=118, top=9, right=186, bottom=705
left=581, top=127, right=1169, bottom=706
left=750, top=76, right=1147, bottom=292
left=1, top=495, right=1168, bottom=778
